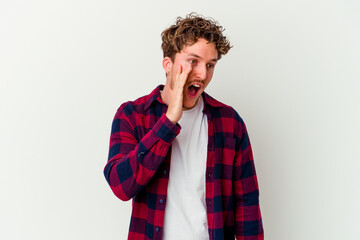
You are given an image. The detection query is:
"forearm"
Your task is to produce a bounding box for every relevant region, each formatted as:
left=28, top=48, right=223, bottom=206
left=104, top=112, right=180, bottom=201
left=234, top=117, right=264, bottom=239
left=234, top=188, right=263, bottom=240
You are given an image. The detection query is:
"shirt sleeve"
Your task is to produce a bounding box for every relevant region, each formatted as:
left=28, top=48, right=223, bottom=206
left=103, top=103, right=180, bottom=201
left=233, top=115, right=264, bottom=240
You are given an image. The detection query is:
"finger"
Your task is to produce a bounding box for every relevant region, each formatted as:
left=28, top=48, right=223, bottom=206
left=173, top=65, right=182, bottom=88
left=184, top=63, right=192, bottom=74
left=182, top=63, right=192, bottom=78
left=169, top=65, right=181, bottom=91
left=173, top=64, right=191, bottom=91
left=176, top=65, right=182, bottom=77
left=178, top=64, right=192, bottom=86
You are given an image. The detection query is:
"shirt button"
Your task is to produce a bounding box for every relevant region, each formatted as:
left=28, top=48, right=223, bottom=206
left=163, top=170, right=167, bottom=175
left=159, top=199, right=164, bottom=204
left=208, top=173, right=211, bottom=177
left=155, top=227, right=160, bottom=232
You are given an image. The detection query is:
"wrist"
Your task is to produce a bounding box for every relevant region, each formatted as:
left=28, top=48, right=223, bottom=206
left=165, top=112, right=178, bottom=124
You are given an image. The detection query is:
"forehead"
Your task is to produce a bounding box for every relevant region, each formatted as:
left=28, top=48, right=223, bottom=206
left=177, top=38, right=218, bottom=60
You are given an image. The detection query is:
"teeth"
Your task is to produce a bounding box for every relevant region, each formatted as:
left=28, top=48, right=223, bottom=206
left=193, top=84, right=200, bottom=88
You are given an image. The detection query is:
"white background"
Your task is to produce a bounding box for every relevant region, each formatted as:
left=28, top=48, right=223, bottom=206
left=1, top=0, right=359, bottom=239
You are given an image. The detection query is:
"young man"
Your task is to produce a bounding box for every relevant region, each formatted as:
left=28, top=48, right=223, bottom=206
left=104, top=13, right=264, bottom=240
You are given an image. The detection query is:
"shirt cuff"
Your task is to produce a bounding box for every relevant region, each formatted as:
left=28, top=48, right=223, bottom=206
left=152, top=113, right=181, bottom=143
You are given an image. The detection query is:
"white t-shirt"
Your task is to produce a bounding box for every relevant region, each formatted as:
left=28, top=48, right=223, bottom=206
left=162, top=96, right=209, bottom=240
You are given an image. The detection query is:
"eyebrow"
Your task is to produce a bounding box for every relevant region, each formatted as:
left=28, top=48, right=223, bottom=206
left=188, top=53, right=218, bottom=63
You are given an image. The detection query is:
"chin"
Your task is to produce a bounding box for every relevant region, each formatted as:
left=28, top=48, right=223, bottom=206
left=183, top=99, right=198, bottom=110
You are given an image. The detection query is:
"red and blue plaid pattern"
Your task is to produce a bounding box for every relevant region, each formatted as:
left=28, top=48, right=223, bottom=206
left=104, top=85, right=264, bottom=240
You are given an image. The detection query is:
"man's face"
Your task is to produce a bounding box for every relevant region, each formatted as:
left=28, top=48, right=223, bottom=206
left=167, top=38, right=218, bottom=110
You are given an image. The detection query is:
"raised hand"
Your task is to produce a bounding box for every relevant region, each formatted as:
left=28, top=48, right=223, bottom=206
left=165, top=64, right=192, bottom=124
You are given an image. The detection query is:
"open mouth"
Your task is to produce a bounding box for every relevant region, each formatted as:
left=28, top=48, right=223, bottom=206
left=187, top=83, right=202, bottom=97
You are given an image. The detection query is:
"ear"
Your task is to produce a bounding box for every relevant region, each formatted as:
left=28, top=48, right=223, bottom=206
left=162, top=57, right=173, bottom=74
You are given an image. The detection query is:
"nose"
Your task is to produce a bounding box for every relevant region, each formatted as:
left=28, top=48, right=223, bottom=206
left=193, top=64, right=207, bottom=80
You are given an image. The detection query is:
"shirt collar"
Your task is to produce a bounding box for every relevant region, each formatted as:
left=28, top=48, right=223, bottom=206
left=144, top=84, right=226, bottom=110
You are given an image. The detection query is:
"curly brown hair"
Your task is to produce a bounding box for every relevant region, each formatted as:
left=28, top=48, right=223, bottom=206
left=161, top=13, right=232, bottom=61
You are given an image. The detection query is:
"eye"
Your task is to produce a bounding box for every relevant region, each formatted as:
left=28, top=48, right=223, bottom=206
left=189, top=59, right=197, bottom=64
left=207, top=64, right=214, bottom=69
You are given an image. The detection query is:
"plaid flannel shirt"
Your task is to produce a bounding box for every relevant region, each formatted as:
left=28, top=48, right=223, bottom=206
left=104, top=85, right=264, bottom=240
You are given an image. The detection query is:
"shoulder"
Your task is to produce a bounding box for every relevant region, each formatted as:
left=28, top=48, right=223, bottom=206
left=116, top=85, right=163, bottom=114
left=117, top=95, right=148, bottom=114
left=116, top=87, right=157, bottom=116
